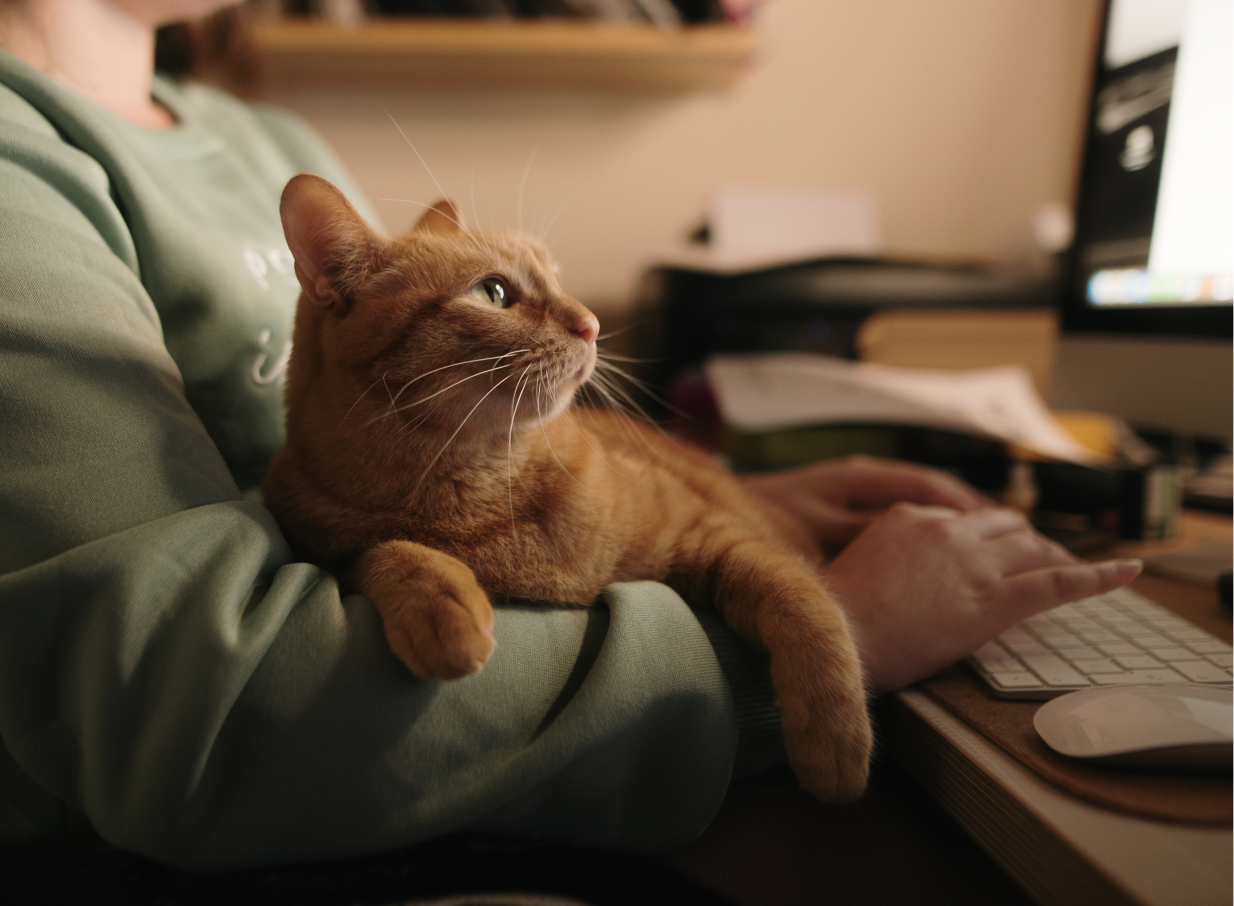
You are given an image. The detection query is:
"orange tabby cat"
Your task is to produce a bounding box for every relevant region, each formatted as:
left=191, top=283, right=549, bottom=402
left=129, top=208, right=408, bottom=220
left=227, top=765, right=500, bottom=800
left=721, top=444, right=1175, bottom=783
left=262, top=174, right=872, bottom=802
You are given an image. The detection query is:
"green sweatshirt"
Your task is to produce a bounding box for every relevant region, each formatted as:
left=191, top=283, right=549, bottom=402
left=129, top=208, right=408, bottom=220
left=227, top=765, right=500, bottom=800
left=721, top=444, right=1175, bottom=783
left=0, top=51, right=784, bottom=871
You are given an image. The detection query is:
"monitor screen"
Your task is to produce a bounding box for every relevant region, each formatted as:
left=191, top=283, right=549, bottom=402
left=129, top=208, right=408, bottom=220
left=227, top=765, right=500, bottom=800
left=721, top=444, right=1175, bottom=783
left=1064, top=0, right=1232, bottom=334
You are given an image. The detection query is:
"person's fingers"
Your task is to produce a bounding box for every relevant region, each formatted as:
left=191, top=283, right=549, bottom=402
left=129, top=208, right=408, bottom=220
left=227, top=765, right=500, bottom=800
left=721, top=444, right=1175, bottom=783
left=993, top=559, right=1144, bottom=626
left=978, top=524, right=1078, bottom=576
left=839, top=458, right=991, bottom=511
left=793, top=499, right=873, bottom=546
left=940, top=505, right=1033, bottom=541
left=823, top=510, right=876, bottom=545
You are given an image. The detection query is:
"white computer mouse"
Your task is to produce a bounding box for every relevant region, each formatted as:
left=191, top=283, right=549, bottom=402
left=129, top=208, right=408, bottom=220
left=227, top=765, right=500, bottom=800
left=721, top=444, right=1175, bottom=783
left=1033, top=684, right=1233, bottom=772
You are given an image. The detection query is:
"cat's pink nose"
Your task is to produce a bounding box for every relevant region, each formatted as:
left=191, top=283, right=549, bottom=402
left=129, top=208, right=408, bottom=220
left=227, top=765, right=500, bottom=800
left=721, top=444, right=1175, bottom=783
left=566, top=309, right=599, bottom=345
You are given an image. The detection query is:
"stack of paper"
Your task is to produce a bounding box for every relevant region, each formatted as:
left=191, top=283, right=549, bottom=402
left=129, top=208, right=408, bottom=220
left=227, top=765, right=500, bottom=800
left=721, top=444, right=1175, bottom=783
left=704, top=352, right=1103, bottom=466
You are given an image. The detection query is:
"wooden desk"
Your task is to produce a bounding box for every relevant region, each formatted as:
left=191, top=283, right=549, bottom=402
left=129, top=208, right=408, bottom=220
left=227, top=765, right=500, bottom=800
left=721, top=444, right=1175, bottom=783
left=884, top=512, right=1233, bottom=906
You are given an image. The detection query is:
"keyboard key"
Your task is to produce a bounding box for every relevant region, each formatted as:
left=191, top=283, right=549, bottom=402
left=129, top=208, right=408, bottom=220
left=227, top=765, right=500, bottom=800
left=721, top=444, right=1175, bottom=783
left=1035, top=629, right=1076, bottom=641
left=1004, top=639, right=1051, bottom=657
left=1170, top=661, right=1232, bottom=684
left=1116, top=630, right=1171, bottom=647
left=1085, top=608, right=1126, bottom=620
left=1120, top=602, right=1164, bottom=617
left=1050, top=641, right=1100, bottom=657
left=1021, top=656, right=1091, bottom=687
left=1147, top=618, right=1191, bottom=631
left=985, top=661, right=1026, bottom=674
left=1080, top=630, right=1121, bottom=643
left=1127, top=669, right=1187, bottom=683
left=1092, top=669, right=1187, bottom=685
left=1184, top=639, right=1233, bottom=655
left=990, top=672, right=1045, bottom=689
left=1096, top=642, right=1141, bottom=656
left=1207, top=653, right=1234, bottom=668
left=1145, top=646, right=1194, bottom=662
left=1113, top=654, right=1163, bottom=669
left=1068, top=658, right=1125, bottom=674
left=1166, top=628, right=1215, bottom=641
left=1057, top=616, right=1100, bottom=630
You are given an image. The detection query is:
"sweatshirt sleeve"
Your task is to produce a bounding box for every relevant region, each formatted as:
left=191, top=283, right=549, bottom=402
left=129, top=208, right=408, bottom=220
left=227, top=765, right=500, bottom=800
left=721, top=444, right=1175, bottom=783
left=0, top=83, right=780, bottom=871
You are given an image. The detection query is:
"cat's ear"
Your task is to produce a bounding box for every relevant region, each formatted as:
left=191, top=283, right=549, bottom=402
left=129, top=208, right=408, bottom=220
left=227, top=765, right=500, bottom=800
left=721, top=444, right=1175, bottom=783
left=280, top=173, right=389, bottom=311
left=412, top=200, right=463, bottom=235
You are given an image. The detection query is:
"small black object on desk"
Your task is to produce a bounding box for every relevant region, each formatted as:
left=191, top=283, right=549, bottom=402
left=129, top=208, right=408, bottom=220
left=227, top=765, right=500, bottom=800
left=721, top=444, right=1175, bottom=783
left=1214, top=575, right=1234, bottom=617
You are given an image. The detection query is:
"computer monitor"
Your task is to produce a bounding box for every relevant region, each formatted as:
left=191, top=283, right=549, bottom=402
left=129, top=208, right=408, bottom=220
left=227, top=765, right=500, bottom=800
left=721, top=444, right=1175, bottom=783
left=1062, top=0, right=1232, bottom=337
left=1052, top=0, right=1231, bottom=443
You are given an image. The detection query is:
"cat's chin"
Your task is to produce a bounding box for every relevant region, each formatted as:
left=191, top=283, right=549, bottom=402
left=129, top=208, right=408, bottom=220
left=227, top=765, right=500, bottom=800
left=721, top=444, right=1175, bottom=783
left=572, top=356, right=596, bottom=386
left=537, top=386, right=581, bottom=423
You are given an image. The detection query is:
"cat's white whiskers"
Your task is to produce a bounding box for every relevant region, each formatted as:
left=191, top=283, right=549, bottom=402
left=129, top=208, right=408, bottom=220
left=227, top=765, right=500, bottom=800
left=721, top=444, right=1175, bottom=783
left=381, top=372, right=400, bottom=424
left=595, top=318, right=652, bottom=343
left=337, top=373, right=392, bottom=433
left=593, top=359, right=680, bottom=420
left=584, top=371, right=664, bottom=459
left=469, top=150, right=481, bottom=244
left=368, top=355, right=519, bottom=431
left=584, top=375, right=640, bottom=432
left=535, top=379, right=588, bottom=491
left=506, top=363, right=536, bottom=535
left=385, top=112, right=477, bottom=242
left=588, top=368, right=652, bottom=423
left=390, top=351, right=529, bottom=405
left=396, top=408, right=435, bottom=440
left=594, top=350, right=654, bottom=364
left=381, top=198, right=474, bottom=237
left=536, top=188, right=581, bottom=248
left=517, top=142, right=541, bottom=234
left=394, top=360, right=516, bottom=413
left=409, top=371, right=518, bottom=500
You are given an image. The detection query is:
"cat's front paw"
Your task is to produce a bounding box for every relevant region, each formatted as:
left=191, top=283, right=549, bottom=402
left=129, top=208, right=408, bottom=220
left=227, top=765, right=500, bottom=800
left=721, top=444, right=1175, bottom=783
left=357, top=541, right=497, bottom=681
left=383, top=587, right=496, bottom=681
left=773, top=647, right=873, bottom=802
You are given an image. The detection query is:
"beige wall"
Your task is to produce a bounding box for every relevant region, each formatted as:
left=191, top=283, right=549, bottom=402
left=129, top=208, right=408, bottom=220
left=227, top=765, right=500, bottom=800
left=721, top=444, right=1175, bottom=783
left=266, top=0, right=1104, bottom=313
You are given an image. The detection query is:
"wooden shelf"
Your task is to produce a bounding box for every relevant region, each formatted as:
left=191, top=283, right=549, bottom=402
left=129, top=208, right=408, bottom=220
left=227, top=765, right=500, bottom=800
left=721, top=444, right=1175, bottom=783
left=251, top=19, right=758, bottom=91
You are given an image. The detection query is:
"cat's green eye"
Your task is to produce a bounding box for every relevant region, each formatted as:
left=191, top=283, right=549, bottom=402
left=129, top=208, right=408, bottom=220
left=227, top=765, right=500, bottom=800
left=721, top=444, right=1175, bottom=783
left=469, top=278, right=509, bottom=308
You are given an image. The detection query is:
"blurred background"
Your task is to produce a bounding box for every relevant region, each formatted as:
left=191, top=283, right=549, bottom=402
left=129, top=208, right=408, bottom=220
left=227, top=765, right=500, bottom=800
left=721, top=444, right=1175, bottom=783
left=252, top=0, right=1097, bottom=311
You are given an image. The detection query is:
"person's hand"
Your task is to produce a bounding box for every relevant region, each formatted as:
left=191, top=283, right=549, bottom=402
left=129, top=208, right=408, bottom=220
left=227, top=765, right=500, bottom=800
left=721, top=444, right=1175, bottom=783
left=824, top=503, right=1142, bottom=695
left=742, top=455, right=992, bottom=549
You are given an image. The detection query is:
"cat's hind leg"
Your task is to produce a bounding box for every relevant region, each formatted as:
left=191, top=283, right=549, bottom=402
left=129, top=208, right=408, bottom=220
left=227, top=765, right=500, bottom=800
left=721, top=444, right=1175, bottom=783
left=355, top=540, right=496, bottom=680
left=671, top=525, right=872, bottom=801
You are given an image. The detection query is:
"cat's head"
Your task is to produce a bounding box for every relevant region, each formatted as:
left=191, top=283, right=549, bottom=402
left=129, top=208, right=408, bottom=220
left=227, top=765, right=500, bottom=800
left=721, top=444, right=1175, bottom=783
left=279, top=174, right=598, bottom=445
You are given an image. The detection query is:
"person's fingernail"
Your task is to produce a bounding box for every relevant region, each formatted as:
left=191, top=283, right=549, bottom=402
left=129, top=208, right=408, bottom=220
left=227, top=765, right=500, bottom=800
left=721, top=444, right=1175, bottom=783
left=1122, top=558, right=1144, bottom=576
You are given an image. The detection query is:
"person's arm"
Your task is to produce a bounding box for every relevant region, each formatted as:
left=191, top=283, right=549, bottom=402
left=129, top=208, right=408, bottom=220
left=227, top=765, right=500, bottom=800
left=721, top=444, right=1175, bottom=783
left=0, top=92, right=771, bottom=871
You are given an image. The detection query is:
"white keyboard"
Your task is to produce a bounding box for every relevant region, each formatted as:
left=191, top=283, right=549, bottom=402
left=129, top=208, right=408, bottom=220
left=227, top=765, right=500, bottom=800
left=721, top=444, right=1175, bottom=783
left=969, top=587, right=1234, bottom=700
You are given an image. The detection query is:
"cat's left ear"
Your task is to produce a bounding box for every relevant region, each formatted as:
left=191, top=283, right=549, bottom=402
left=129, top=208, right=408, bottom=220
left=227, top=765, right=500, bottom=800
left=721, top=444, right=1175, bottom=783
left=412, top=200, right=463, bottom=235
left=280, top=173, right=390, bottom=311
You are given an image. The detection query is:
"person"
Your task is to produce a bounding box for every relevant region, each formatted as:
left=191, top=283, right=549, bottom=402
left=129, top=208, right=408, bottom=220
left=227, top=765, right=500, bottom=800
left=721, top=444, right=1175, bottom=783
left=0, top=0, right=1140, bottom=873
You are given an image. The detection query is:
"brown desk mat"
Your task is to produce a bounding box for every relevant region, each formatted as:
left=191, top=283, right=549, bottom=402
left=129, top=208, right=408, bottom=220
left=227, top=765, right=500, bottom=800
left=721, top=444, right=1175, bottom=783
left=918, top=577, right=1234, bottom=824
